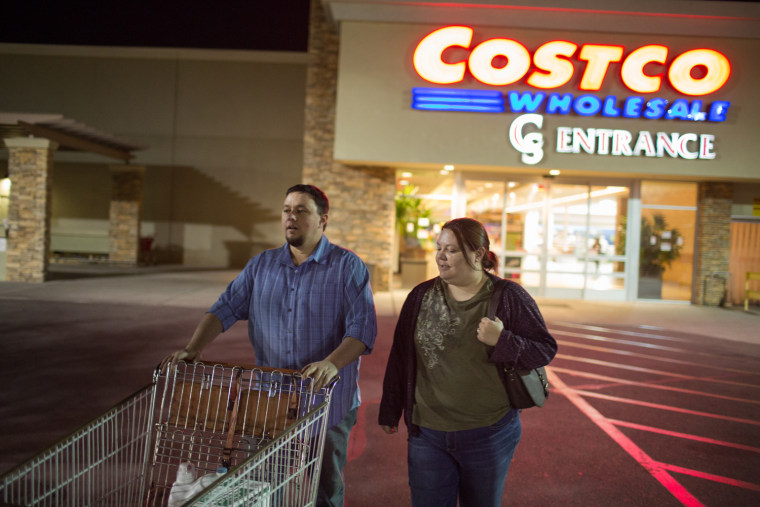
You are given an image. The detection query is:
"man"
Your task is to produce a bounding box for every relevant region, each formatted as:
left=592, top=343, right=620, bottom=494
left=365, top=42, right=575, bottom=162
left=164, top=184, right=377, bottom=506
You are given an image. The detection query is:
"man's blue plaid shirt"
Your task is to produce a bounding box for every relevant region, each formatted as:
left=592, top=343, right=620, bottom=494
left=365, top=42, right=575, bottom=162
left=209, top=235, right=377, bottom=428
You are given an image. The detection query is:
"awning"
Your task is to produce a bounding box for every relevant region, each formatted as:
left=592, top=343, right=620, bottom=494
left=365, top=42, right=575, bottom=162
left=0, top=112, right=143, bottom=162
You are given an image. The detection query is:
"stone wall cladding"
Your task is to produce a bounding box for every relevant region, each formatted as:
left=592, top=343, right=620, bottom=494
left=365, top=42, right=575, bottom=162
left=109, top=166, right=144, bottom=264
left=695, top=181, right=733, bottom=306
left=4, top=142, right=55, bottom=282
left=303, top=0, right=395, bottom=290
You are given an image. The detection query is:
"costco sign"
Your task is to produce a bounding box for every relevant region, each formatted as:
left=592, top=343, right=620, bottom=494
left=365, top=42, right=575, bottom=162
left=409, top=26, right=734, bottom=164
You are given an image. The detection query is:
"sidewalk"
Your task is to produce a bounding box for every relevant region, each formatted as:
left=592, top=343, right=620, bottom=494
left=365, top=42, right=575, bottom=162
left=529, top=296, right=760, bottom=346
left=3, top=265, right=755, bottom=344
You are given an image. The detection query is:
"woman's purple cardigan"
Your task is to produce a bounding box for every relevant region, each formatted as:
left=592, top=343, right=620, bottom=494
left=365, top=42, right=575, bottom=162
left=378, top=273, right=558, bottom=436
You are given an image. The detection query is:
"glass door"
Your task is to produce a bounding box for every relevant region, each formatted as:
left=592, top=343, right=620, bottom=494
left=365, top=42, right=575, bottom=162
left=638, top=181, right=696, bottom=301
left=465, top=177, right=630, bottom=300
left=543, top=183, right=629, bottom=299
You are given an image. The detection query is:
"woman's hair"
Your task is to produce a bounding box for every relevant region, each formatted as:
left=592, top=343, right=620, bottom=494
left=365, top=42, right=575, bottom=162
left=441, top=218, right=499, bottom=275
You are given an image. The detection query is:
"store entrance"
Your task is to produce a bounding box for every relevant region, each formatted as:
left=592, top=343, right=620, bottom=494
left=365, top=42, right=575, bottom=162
left=465, top=177, right=631, bottom=301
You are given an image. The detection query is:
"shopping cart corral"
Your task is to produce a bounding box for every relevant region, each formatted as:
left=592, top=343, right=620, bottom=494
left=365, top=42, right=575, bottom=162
left=0, top=361, right=339, bottom=506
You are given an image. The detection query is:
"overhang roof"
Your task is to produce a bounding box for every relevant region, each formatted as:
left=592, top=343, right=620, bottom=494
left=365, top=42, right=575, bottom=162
left=0, top=113, right=143, bottom=162
left=323, top=0, right=760, bottom=39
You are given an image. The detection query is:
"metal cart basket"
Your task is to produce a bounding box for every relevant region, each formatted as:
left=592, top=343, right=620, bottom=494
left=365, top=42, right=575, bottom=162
left=0, top=360, right=338, bottom=506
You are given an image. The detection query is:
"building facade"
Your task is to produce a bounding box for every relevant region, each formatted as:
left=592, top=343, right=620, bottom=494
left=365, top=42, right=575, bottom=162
left=313, top=0, right=760, bottom=304
left=1, top=0, right=759, bottom=305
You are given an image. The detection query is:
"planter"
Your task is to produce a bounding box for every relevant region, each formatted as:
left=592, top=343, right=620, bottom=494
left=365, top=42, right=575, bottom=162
left=400, top=257, right=428, bottom=288
left=638, top=275, right=663, bottom=299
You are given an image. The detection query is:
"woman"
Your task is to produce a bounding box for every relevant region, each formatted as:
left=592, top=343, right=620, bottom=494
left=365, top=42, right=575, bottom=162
left=379, top=218, right=557, bottom=507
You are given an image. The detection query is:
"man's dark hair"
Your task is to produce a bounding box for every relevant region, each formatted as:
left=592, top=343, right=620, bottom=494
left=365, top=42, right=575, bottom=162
left=286, top=184, right=329, bottom=215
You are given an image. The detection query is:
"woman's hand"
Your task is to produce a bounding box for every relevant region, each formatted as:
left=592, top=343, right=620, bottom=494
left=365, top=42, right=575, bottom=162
left=380, top=425, right=398, bottom=435
left=476, top=316, right=504, bottom=346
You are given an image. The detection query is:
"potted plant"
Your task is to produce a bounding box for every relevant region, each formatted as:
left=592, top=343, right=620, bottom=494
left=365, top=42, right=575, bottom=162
left=395, top=185, right=432, bottom=257
left=638, top=213, right=682, bottom=298
left=395, top=185, right=432, bottom=287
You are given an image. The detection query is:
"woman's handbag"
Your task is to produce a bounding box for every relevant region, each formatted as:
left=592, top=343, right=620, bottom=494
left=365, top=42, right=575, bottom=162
left=488, top=280, right=550, bottom=409
left=501, top=365, right=549, bottom=409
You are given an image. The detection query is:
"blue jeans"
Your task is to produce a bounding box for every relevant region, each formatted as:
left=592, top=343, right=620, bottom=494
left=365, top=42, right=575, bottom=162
left=407, top=409, right=521, bottom=507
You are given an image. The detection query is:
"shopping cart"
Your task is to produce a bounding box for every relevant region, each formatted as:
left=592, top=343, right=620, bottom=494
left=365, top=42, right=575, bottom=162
left=0, top=360, right=338, bottom=506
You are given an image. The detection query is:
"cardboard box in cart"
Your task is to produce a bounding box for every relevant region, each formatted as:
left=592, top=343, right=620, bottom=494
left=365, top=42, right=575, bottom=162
left=0, top=362, right=338, bottom=506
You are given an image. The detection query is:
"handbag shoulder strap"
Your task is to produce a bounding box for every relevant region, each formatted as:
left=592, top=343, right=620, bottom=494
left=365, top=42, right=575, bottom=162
left=487, top=278, right=506, bottom=320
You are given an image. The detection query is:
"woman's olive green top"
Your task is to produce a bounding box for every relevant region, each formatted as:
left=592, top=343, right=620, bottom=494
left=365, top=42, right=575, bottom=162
left=412, top=277, right=510, bottom=431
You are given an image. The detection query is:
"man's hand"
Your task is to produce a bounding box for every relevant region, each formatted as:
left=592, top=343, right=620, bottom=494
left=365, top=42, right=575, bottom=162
left=380, top=425, right=398, bottom=435
left=301, top=360, right=338, bottom=390
left=160, top=314, right=222, bottom=372
left=476, top=316, right=504, bottom=347
left=160, top=348, right=200, bottom=372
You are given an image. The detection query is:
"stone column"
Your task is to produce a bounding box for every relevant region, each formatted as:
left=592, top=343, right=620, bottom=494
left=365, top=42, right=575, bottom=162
left=694, top=182, right=732, bottom=306
left=303, top=0, right=396, bottom=291
left=3, top=137, right=58, bottom=283
left=109, top=165, right=145, bottom=265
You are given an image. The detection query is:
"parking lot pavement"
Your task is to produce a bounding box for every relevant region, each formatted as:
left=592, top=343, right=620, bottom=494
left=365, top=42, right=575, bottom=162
left=1, top=270, right=758, bottom=506
left=345, top=291, right=760, bottom=506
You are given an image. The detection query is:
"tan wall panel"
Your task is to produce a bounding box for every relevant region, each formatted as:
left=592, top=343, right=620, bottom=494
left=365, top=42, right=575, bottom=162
left=730, top=221, right=760, bottom=305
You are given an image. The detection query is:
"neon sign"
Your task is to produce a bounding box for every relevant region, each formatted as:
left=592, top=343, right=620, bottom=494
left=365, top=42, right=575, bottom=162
left=508, top=114, right=716, bottom=165
left=506, top=92, right=730, bottom=121
left=509, top=114, right=544, bottom=164
left=412, top=27, right=732, bottom=163
left=413, top=87, right=731, bottom=121
left=414, top=26, right=732, bottom=96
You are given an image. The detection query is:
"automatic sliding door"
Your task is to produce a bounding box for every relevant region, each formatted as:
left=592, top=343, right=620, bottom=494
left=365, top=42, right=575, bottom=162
left=466, top=177, right=629, bottom=300
left=543, top=183, right=629, bottom=299
left=544, top=183, right=588, bottom=298
left=466, top=179, right=545, bottom=295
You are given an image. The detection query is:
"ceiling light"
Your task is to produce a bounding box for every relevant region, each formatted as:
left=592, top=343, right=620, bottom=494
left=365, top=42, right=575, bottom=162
left=443, top=164, right=454, bottom=171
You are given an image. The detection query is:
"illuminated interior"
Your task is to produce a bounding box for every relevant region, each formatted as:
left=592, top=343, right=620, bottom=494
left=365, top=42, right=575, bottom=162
left=394, top=168, right=639, bottom=300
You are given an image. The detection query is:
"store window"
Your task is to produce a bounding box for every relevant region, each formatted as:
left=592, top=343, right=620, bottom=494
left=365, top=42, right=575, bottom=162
left=467, top=178, right=630, bottom=300
left=639, top=181, right=696, bottom=301
left=393, top=170, right=636, bottom=301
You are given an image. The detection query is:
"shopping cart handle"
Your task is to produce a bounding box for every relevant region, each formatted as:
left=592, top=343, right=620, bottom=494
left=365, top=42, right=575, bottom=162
left=183, top=361, right=342, bottom=386
left=325, top=375, right=340, bottom=390
left=163, top=360, right=340, bottom=390
left=177, top=360, right=302, bottom=376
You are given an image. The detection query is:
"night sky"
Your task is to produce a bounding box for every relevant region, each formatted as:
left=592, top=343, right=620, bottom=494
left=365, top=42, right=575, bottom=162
left=0, top=1, right=311, bottom=52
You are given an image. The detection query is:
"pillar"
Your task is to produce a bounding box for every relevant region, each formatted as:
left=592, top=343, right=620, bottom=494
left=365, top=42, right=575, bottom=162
left=303, top=0, right=396, bottom=290
left=3, top=137, right=58, bottom=283
left=109, top=165, right=145, bottom=265
left=694, top=182, right=732, bottom=306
